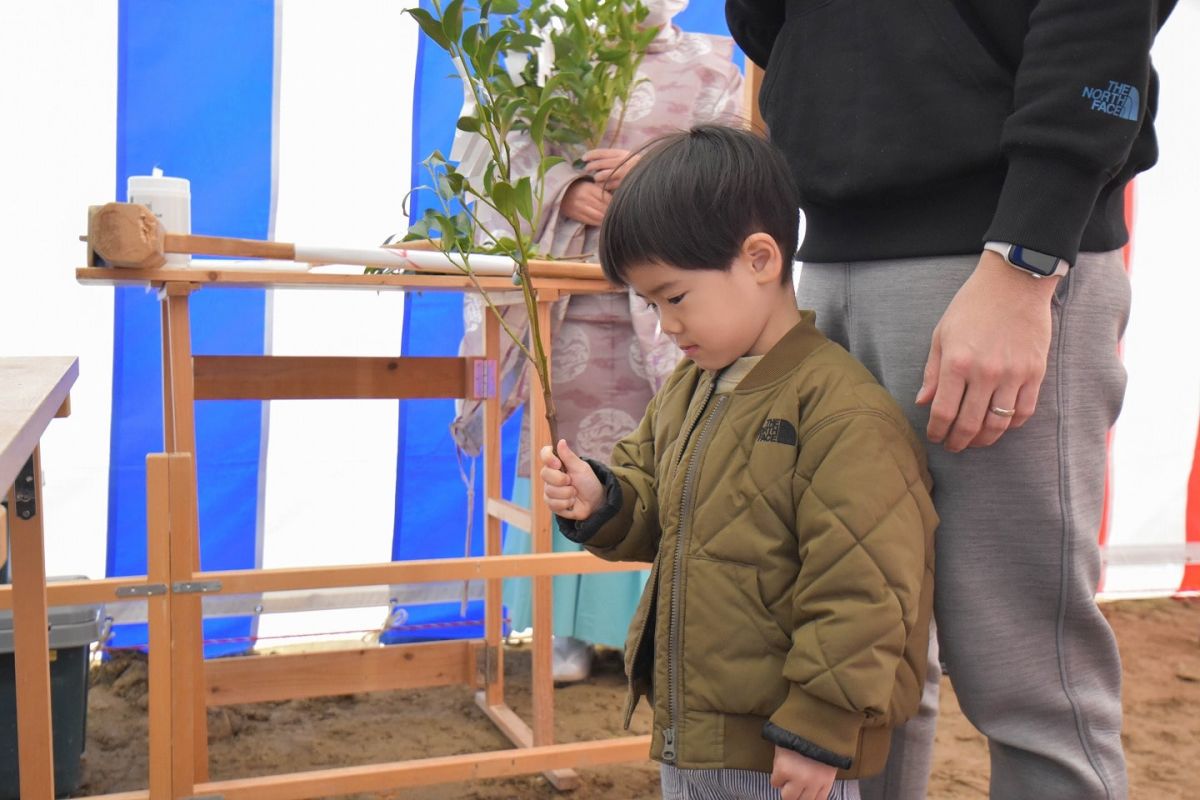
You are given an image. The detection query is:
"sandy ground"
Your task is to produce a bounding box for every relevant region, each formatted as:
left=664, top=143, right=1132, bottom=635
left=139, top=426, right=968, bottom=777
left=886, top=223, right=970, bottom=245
left=72, top=597, right=1200, bottom=799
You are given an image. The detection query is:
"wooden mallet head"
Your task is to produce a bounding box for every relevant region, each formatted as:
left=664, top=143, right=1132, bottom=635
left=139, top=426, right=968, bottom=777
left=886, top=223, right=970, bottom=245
left=87, top=202, right=167, bottom=269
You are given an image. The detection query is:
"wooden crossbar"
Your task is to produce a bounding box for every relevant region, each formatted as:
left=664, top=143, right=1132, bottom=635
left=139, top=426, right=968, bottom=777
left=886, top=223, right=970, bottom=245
left=193, top=355, right=479, bottom=401
left=189, top=737, right=652, bottom=800
left=0, top=553, right=651, bottom=610
left=0, top=576, right=149, bottom=611
left=202, top=552, right=648, bottom=596
left=486, top=497, right=533, bottom=531
left=205, top=640, right=481, bottom=706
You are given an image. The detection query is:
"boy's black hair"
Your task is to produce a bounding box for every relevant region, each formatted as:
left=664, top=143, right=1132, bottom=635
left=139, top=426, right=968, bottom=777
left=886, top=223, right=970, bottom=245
left=598, top=124, right=800, bottom=286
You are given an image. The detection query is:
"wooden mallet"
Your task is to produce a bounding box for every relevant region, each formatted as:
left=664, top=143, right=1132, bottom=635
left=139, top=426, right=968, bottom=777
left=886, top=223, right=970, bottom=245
left=84, top=202, right=606, bottom=280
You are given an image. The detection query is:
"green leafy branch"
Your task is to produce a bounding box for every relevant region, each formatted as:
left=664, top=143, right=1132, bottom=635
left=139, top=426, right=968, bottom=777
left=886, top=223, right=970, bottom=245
left=396, top=0, right=654, bottom=451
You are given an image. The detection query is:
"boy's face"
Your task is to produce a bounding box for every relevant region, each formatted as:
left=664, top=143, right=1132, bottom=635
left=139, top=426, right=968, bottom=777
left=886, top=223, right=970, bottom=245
left=626, top=236, right=790, bottom=371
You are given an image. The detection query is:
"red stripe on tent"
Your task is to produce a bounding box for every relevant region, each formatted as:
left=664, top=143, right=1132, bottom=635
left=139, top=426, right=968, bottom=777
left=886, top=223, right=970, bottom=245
left=1181, top=420, right=1200, bottom=593
left=1096, top=182, right=1136, bottom=591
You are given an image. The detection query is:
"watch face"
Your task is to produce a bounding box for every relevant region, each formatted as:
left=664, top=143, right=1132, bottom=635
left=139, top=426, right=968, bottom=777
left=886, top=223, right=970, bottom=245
left=1010, top=246, right=1060, bottom=276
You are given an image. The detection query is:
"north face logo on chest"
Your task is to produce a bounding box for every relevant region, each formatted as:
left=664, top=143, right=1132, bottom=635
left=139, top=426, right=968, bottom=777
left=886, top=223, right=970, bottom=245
left=757, top=418, right=797, bottom=446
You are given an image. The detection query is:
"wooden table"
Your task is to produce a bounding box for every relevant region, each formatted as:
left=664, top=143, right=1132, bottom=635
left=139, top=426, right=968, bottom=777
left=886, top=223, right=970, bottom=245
left=0, top=356, right=78, bottom=800
left=70, top=265, right=652, bottom=799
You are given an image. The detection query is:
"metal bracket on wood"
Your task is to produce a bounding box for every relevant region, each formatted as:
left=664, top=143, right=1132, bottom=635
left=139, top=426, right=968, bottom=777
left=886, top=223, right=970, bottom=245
left=13, top=456, right=36, bottom=520
left=468, top=357, right=497, bottom=400
left=173, top=580, right=223, bottom=595
left=116, top=584, right=169, bottom=598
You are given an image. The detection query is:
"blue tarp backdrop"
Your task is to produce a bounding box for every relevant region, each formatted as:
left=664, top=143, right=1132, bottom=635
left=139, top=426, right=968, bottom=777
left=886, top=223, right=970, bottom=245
left=107, top=0, right=275, bottom=656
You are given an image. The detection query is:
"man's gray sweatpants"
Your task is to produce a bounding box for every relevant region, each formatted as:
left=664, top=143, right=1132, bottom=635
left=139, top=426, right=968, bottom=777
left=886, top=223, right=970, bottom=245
left=798, top=251, right=1130, bottom=800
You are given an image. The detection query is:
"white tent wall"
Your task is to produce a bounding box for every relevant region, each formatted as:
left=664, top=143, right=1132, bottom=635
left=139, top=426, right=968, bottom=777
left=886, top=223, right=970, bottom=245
left=1105, top=0, right=1200, bottom=598
left=0, top=1, right=1196, bottom=642
left=257, top=2, right=416, bottom=647
left=0, top=2, right=118, bottom=581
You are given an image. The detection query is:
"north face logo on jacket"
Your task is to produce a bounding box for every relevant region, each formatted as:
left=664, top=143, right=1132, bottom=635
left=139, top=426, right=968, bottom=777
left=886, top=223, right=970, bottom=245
left=757, top=418, right=797, bottom=447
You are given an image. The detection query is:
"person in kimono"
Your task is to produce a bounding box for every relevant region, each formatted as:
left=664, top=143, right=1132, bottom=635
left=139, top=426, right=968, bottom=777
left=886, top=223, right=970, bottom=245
left=451, top=0, right=743, bottom=681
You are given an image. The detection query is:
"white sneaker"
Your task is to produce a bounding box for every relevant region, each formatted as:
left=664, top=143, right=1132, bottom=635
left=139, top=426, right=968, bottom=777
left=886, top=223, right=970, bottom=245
left=552, top=636, right=594, bottom=683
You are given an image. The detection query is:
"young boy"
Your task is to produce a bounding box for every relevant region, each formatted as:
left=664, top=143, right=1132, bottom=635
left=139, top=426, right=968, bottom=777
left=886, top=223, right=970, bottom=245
left=539, top=125, right=937, bottom=800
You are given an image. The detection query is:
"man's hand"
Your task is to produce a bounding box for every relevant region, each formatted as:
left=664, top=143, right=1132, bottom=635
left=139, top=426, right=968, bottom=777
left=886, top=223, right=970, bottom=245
left=917, top=250, right=1061, bottom=452
left=561, top=179, right=612, bottom=227
left=770, top=745, right=838, bottom=800
left=541, top=440, right=605, bottom=520
left=582, top=148, right=642, bottom=192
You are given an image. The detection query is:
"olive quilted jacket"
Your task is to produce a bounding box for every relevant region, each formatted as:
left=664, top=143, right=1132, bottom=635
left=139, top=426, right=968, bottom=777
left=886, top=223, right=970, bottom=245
left=559, top=314, right=937, bottom=779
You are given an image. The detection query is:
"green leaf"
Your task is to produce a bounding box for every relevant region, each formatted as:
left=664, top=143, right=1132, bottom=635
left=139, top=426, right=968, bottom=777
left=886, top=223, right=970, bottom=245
left=478, top=28, right=511, bottom=73
left=405, top=7, right=450, bottom=50
left=539, top=73, right=566, bottom=103
left=440, top=210, right=465, bottom=234
left=461, top=22, right=483, bottom=59
left=501, top=97, right=525, bottom=130
left=491, top=180, right=517, bottom=218
left=515, top=176, right=534, bottom=223
left=596, top=46, right=626, bottom=63
left=507, top=32, right=542, bottom=49
left=405, top=212, right=434, bottom=241
left=456, top=115, right=482, bottom=133
left=435, top=173, right=454, bottom=202
left=537, top=155, right=566, bottom=180
left=441, top=0, right=465, bottom=42
left=483, top=162, right=497, bottom=196
left=529, top=96, right=561, bottom=147
left=492, top=0, right=519, bottom=13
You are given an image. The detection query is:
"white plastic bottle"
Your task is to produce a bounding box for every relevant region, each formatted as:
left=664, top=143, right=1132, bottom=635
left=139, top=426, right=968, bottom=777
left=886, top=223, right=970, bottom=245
left=127, top=168, right=191, bottom=266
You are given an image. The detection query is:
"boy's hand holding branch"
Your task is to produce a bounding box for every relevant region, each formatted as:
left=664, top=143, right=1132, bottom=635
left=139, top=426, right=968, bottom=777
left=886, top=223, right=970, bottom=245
left=541, top=440, right=604, bottom=520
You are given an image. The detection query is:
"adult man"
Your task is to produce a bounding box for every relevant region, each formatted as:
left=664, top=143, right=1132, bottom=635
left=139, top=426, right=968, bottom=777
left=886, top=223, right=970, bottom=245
left=725, top=1, right=1177, bottom=798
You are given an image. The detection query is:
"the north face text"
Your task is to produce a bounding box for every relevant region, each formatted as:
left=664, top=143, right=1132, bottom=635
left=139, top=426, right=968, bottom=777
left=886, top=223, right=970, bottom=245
left=757, top=418, right=797, bottom=447
left=1081, top=81, right=1140, bottom=121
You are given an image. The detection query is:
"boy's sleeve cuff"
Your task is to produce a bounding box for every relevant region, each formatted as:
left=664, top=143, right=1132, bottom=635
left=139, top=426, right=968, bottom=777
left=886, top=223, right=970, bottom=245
left=765, top=684, right=863, bottom=770
left=985, top=152, right=1109, bottom=268
left=554, top=457, right=623, bottom=544
left=762, top=722, right=853, bottom=770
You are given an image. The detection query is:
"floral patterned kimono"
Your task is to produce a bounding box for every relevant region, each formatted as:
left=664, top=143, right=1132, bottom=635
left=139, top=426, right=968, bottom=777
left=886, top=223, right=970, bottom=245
left=452, top=4, right=742, bottom=647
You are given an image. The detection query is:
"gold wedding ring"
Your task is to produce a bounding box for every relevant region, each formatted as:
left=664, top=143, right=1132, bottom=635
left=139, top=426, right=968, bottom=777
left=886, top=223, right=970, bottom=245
left=990, top=406, right=1016, bottom=418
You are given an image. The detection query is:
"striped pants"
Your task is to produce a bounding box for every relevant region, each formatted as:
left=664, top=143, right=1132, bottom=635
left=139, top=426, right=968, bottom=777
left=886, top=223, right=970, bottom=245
left=660, top=765, right=860, bottom=800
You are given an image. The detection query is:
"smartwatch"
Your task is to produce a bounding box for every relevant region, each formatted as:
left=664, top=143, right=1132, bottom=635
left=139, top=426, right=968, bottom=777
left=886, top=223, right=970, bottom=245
left=983, top=241, right=1070, bottom=278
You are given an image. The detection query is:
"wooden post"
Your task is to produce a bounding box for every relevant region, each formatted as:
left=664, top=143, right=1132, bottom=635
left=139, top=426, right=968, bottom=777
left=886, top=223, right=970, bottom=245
left=162, top=286, right=210, bottom=785
left=159, top=295, right=176, bottom=452
left=482, top=310, right=505, bottom=706
left=8, top=448, right=55, bottom=799
left=168, top=454, right=203, bottom=797
left=146, top=454, right=174, bottom=799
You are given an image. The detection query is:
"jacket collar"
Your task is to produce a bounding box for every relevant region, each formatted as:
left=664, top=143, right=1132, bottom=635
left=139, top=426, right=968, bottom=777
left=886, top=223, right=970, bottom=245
left=734, top=311, right=829, bottom=392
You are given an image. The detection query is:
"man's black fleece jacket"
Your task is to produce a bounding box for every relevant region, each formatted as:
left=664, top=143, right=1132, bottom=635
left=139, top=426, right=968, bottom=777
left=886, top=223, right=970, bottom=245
left=726, top=0, right=1177, bottom=265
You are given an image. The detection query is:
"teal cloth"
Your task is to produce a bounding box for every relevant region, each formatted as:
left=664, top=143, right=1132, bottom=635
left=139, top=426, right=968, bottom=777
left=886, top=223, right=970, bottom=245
left=503, top=476, right=649, bottom=648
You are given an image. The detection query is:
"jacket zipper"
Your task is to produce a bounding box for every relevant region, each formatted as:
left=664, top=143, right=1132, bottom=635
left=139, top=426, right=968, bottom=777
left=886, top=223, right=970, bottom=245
left=662, top=390, right=726, bottom=763
left=623, top=559, right=658, bottom=729
left=625, top=373, right=714, bottom=733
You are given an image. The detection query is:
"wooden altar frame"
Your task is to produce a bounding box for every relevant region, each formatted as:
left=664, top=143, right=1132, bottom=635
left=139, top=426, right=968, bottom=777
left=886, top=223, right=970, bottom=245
left=52, top=264, right=652, bottom=799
